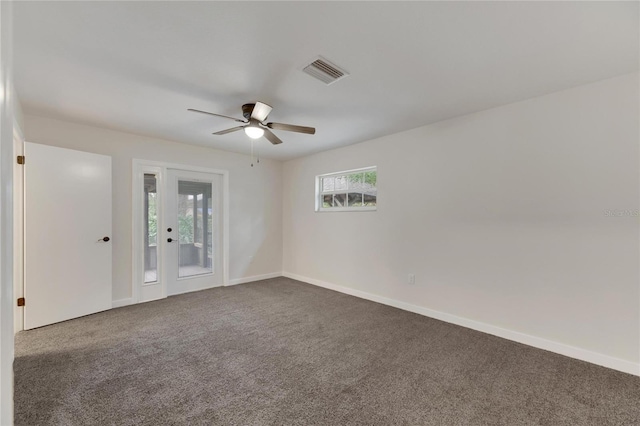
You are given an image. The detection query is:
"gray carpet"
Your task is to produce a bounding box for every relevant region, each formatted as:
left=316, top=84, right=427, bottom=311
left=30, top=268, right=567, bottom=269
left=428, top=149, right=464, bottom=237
left=14, top=277, right=640, bottom=425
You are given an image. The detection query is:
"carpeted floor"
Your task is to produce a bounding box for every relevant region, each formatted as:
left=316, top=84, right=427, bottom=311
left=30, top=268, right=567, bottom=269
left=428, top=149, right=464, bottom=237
left=14, top=277, right=640, bottom=425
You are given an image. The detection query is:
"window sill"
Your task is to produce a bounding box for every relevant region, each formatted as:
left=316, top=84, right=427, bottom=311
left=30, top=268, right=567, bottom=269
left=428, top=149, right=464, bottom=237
left=316, top=206, right=377, bottom=213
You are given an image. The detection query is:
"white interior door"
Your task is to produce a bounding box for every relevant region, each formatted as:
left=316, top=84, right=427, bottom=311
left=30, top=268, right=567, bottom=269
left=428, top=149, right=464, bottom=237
left=24, top=142, right=112, bottom=329
left=165, top=169, right=222, bottom=295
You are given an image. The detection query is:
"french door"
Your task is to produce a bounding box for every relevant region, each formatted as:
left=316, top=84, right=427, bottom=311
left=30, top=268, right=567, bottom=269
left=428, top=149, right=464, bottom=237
left=137, top=164, right=224, bottom=301
left=165, top=170, right=222, bottom=295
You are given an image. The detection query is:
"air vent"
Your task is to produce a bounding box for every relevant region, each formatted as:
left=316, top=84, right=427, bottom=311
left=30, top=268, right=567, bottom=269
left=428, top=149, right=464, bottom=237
left=302, top=57, right=349, bottom=85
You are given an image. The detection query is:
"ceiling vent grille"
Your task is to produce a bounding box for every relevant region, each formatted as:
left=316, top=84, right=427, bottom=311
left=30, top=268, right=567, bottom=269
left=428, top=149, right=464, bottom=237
left=302, top=57, right=349, bottom=85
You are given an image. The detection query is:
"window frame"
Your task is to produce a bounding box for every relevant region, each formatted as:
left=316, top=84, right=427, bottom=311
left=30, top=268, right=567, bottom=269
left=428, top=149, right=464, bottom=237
left=315, top=166, right=377, bottom=212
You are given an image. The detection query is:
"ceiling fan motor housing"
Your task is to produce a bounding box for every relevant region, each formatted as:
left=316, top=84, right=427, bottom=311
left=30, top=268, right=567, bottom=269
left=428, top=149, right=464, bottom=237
left=242, top=103, right=256, bottom=120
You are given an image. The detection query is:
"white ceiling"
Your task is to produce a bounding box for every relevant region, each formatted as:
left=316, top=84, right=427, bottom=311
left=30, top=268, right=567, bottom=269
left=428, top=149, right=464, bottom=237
left=13, top=1, right=639, bottom=160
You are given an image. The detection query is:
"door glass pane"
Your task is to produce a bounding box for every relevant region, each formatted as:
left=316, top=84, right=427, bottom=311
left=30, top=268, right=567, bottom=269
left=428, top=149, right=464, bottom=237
left=144, top=174, right=158, bottom=283
left=178, top=180, right=213, bottom=278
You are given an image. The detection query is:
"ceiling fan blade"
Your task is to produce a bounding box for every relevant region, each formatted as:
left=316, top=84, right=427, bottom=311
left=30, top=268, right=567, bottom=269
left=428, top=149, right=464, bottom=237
left=213, top=126, right=245, bottom=135
left=250, top=102, right=273, bottom=122
left=266, top=122, right=316, bottom=135
left=188, top=108, right=246, bottom=123
left=263, top=128, right=283, bottom=145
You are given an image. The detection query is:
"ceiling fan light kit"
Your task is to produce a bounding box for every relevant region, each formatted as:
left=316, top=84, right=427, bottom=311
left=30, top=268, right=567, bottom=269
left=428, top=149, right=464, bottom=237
left=244, top=123, right=264, bottom=139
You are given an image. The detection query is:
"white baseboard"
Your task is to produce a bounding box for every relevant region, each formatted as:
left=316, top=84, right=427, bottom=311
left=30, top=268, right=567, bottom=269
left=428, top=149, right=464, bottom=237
left=228, top=272, right=282, bottom=286
left=282, top=271, right=640, bottom=377
left=112, top=298, right=134, bottom=308
left=115, top=273, right=281, bottom=308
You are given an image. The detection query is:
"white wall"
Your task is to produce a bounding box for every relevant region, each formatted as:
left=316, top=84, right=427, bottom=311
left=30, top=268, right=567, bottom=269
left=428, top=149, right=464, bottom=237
left=23, top=115, right=283, bottom=303
left=0, top=1, right=16, bottom=422
left=283, top=73, right=640, bottom=374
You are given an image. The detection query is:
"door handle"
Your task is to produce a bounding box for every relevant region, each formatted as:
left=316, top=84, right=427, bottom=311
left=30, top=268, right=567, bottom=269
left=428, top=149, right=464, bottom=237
left=167, top=238, right=174, bottom=243
left=99, top=236, right=110, bottom=242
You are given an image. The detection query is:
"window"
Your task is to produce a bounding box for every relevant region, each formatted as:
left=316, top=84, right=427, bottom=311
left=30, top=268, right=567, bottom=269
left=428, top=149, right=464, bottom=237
left=316, top=167, right=377, bottom=212
left=143, top=174, right=158, bottom=283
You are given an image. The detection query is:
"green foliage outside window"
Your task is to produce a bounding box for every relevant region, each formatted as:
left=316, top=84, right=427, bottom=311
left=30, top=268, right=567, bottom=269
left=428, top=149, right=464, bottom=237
left=179, top=215, right=194, bottom=243
left=148, top=193, right=157, bottom=245
left=349, top=171, right=376, bottom=186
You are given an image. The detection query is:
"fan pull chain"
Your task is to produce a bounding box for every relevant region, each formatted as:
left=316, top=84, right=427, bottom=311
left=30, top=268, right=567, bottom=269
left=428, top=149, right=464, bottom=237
left=250, top=139, right=254, bottom=167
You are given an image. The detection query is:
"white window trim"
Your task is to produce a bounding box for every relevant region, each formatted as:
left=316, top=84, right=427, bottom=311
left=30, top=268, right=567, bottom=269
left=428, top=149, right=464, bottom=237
left=315, top=166, right=377, bottom=212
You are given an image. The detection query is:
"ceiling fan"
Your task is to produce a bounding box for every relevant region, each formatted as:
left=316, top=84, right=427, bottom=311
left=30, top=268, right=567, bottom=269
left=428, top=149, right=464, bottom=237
left=188, top=101, right=315, bottom=145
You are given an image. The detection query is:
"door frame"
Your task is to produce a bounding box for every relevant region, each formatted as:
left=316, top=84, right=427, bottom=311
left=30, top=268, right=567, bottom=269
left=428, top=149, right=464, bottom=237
left=13, top=127, right=24, bottom=332
left=132, top=160, right=229, bottom=304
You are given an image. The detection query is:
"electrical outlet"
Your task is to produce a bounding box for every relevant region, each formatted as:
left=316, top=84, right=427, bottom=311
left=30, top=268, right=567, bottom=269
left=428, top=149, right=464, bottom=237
left=408, top=273, right=415, bottom=285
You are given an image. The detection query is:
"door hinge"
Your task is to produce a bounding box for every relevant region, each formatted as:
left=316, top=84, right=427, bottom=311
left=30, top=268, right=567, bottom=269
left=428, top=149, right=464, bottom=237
left=17, top=297, right=25, bottom=307
left=17, top=155, right=25, bottom=165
